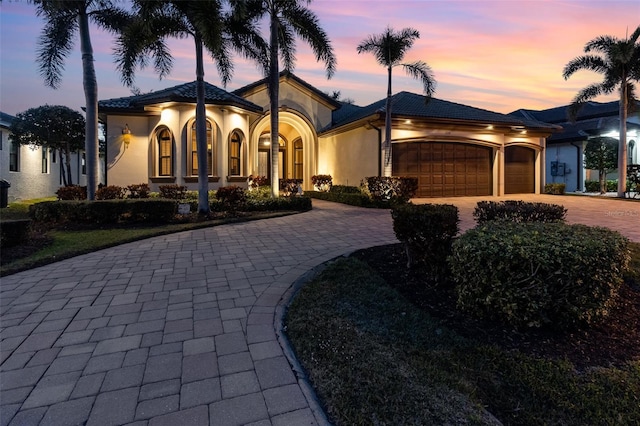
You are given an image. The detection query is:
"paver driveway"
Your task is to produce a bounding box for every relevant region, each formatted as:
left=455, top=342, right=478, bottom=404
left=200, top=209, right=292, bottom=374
left=0, top=196, right=637, bottom=426
left=0, top=200, right=396, bottom=426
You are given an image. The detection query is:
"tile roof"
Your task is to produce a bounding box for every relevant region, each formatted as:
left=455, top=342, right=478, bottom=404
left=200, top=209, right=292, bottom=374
left=0, top=111, right=16, bottom=127
left=98, top=81, right=263, bottom=113
left=510, top=100, right=627, bottom=124
left=324, top=91, right=557, bottom=132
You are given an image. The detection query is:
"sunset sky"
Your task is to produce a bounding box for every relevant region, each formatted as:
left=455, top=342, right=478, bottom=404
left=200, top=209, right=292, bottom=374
left=1, top=1, right=638, bottom=116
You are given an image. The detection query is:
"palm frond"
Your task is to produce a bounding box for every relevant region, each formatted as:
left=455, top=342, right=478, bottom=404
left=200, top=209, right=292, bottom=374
left=402, top=61, right=436, bottom=99
left=567, top=83, right=607, bottom=121
left=562, top=55, right=609, bottom=79
left=585, top=35, right=617, bottom=53
left=283, top=2, right=336, bottom=77
left=37, top=11, right=77, bottom=89
left=278, top=22, right=296, bottom=72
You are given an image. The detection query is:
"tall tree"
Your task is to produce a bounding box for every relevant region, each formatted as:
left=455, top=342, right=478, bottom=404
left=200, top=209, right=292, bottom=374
left=584, top=136, right=618, bottom=194
left=357, top=27, right=436, bottom=176
left=115, top=0, right=267, bottom=214
left=563, top=26, right=640, bottom=197
left=10, top=105, right=85, bottom=186
left=246, top=0, right=336, bottom=197
left=34, top=0, right=126, bottom=200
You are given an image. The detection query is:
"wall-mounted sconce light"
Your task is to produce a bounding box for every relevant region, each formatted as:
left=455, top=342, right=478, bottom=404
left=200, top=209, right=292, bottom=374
left=122, top=124, right=132, bottom=146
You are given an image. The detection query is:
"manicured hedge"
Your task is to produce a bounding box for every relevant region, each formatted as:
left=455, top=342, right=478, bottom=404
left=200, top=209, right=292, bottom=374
left=544, top=183, right=566, bottom=195
left=363, top=176, right=418, bottom=203
left=242, top=196, right=312, bottom=212
left=391, top=203, right=459, bottom=269
left=585, top=180, right=618, bottom=193
left=29, top=199, right=177, bottom=225
left=305, top=190, right=376, bottom=207
left=473, top=200, right=566, bottom=224
left=449, top=221, right=630, bottom=329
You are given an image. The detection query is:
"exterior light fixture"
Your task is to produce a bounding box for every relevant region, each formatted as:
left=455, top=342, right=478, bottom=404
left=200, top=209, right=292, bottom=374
left=122, top=124, right=132, bottom=146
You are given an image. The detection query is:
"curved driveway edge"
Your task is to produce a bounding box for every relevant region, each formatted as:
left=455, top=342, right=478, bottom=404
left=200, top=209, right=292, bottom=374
left=0, top=199, right=396, bottom=426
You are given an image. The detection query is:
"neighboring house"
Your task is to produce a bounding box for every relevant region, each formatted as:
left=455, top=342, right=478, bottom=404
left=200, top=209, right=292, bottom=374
left=98, top=72, right=559, bottom=198
left=511, top=101, right=640, bottom=192
left=0, top=111, right=104, bottom=202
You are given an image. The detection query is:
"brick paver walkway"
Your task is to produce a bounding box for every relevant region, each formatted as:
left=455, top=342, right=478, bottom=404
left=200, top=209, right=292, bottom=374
left=1, top=196, right=637, bottom=426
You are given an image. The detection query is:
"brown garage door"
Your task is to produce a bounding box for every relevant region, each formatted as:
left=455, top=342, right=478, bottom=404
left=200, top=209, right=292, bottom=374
left=505, top=146, right=535, bottom=194
left=393, top=142, right=492, bottom=197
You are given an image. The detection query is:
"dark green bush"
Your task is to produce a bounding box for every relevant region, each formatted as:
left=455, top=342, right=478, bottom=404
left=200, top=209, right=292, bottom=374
left=544, top=183, right=566, bottom=195
left=159, top=184, right=188, bottom=200
left=56, top=185, right=87, bottom=200
left=306, top=191, right=376, bottom=207
left=449, top=221, right=630, bottom=329
left=391, top=203, right=459, bottom=269
left=244, top=196, right=312, bottom=212
left=473, top=200, right=566, bottom=224
left=127, top=183, right=150, bottom=199
left=585, top=179, right=618, bottom=192
left=363, top=176, right=418, bottom=203
left=311, top=174, right=332, bottom=192
left=215, top=185, right=247, bottom=210
left=0, top=219, right=31, bottom=247
left=247, top=175, right=268, bottom=190
left=96, top=185, right=125, bottom=200
left=29, top=199, right=177, bottom=226
left=330, top=185, right=361, bottom=194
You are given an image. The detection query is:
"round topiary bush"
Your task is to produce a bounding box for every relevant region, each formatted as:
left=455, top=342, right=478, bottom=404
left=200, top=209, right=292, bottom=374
left=449, top=221, right=630, bottom=330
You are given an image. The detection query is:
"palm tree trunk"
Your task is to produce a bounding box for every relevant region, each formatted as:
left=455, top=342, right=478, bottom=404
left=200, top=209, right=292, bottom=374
left=195, top=33, right=210, bottom=214
left=78, top=8, right=98, bottom=200
left=269, top=11, right=280, bottom=198
left=384, top=65, right=392, bottom=177
left=618, top=80, right=628, bottom=197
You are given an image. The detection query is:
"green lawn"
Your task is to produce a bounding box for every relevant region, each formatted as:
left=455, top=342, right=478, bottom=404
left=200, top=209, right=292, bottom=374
left=286, top=257, right=640, bottom=425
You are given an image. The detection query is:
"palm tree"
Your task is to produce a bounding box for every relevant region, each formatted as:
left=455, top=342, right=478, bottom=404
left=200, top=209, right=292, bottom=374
left=246, top=0, right=336, bottom=197
left=34, top=0, right=126, bottom=200
left=563, top=26, right=640, bottom=197
left=115, top=0, right=267, bottom=214
left=357, top=27, right=436, bottom=176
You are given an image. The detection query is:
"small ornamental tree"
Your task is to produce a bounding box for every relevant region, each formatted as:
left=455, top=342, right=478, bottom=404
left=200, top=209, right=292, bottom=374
left=584, top=137, right=618, bottom=193
left=10, top=105, right=85, bottom=186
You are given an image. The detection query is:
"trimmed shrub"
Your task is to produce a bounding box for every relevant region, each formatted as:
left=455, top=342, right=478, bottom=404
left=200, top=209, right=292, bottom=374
left=363, top=176, right=418, bottom=203
left=280, top=179, right=302, bottom=197
left=244, top=196, right=312, bottom=212
left=544, top=183, right=566, bottom=195
left=127, top=183, right=151, bottom=199
left=29, top=199, right=176, bottom=225
left=449, top=221, right=630, bottom=329
left=159, top=184, right=187, bottom=200
left=306, top=190, right=375, bottom=207
left=473, top=200, right=566, bottom=224
left=391, top=203, right=459, bottom=270
left=1, top=219, right=31, bottom=247
left=56, top=185, right=86, bottom=200
left=311, top=174, right=332, bottom=192
left=330, top=185, right=361, bottom=194
left=96, top=185, right=125, bottom=200
left=215, top=186, right=247, bottom=209
left=585, top=179, right=618, bottom=192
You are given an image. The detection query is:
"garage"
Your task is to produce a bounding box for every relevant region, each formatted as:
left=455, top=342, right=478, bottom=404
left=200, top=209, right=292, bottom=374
left=392, top=142, right=492, bottom=197
left=505, top=146, right=535, bottom=194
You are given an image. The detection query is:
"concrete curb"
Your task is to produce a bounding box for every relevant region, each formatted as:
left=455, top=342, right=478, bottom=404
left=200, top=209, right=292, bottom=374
left=274, top=255, right=354, bottom=426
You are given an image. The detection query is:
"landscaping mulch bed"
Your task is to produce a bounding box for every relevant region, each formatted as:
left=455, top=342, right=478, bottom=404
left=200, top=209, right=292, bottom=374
left=352, top=243, right=640, bottom=370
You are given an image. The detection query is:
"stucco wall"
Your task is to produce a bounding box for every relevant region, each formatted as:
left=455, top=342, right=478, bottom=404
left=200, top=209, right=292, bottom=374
left=1, top=126, right=104, bottom=201
left=546, top=143, right=583, bottom=192
left=318, top=126, right=379, bottom=186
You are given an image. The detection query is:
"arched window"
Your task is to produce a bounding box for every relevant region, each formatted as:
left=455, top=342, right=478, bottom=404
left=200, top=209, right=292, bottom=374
left=293, top=138, right=303, bottom=179
left=229, top=131, right=242, bottom=176
left=190, top=120, right=214, bottom=176
left=157, top=127, right=173, bottom=176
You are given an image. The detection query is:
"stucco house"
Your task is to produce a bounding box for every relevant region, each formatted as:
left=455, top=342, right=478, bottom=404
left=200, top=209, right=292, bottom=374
left=99, top=72, right=559, bottom=197
left=0, top=111, right=104, bottom=202
left=511, top=101, right=640, bottom=193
